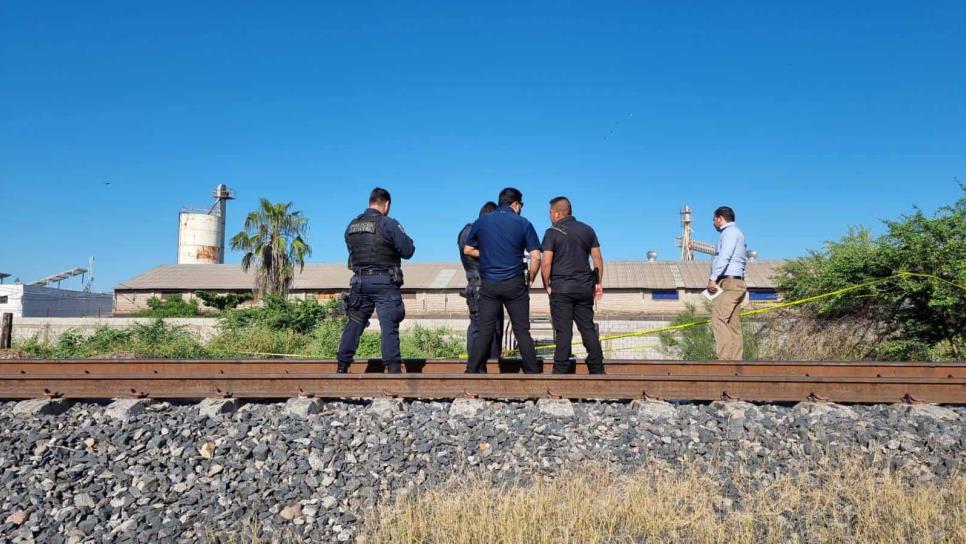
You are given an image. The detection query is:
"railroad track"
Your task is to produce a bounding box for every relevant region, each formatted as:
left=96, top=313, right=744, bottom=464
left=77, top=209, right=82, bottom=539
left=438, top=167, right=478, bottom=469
left=1, top=359, right=964, bottom=403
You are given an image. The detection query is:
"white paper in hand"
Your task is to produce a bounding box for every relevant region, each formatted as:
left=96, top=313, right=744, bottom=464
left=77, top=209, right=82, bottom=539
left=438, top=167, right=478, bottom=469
left=702, top=288, right=724, bottom=302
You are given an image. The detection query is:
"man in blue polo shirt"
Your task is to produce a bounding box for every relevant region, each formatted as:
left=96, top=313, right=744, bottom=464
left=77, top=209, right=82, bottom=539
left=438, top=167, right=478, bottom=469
left=462, top=187, right=543, bottom=373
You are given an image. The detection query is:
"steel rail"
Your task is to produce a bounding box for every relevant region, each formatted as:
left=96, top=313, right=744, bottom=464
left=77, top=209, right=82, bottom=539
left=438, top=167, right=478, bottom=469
left=2, top=359, right=965, bottom=379
left=0, top=372, right=964, bottom=403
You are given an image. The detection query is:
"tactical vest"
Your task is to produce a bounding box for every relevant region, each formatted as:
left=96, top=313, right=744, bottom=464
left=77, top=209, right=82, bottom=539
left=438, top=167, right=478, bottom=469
left=347, top=214, right=401, bottom=269
left=457, top=223, right=482, bottom=284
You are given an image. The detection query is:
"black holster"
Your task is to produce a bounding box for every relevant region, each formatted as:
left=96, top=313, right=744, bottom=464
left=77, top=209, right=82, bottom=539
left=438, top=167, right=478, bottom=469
left=389, top=266, right=404, bottom=286
left=461, top=284, right=481, bottom=314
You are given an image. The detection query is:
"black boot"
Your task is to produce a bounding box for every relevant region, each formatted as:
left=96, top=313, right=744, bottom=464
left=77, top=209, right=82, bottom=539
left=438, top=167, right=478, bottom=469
left=386, top=363, right=402, bottom=374
left=336, top=362, right=350, bottom=374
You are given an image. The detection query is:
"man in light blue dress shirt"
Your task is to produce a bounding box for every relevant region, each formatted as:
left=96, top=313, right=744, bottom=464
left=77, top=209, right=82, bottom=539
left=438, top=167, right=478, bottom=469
left=707, top=206, right=748, bottom=360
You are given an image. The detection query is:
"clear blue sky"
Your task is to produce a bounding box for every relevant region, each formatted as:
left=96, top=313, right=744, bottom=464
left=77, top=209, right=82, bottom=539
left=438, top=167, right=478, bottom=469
left=2, top=1, right=963, bottom=291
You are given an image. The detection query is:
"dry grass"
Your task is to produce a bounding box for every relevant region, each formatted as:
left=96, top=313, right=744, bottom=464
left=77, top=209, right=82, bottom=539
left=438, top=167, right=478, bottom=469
left=202, top=518, right=302, bottom=544
left=362, top=460, right=966, bottom=544
left=752, top=311, right=885, bottom=361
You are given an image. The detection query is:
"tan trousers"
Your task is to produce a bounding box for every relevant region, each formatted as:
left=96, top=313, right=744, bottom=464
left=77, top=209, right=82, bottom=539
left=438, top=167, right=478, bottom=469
left=711, top=278, right=747, bottom=361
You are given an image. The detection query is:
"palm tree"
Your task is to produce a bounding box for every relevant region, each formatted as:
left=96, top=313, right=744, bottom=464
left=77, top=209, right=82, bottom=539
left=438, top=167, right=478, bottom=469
left=230, top=199, right=312, bottom=297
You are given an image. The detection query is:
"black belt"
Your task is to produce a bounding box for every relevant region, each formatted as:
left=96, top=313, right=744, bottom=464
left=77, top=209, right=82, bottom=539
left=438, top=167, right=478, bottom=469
left=354, top=268, right=391, bottom=277
left=718, top=275, right=744, bottom=281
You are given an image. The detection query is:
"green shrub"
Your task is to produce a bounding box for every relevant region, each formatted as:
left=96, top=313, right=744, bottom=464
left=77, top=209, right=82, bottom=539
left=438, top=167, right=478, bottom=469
left=401, top=324, right=465, bottom=358
left=658, top=304, right=715, bottom=360
left=216, top=296, right=464, bottom=359
left=659, top=303, right=760, bottom=360
left=123, top=320, right=209, bottom=358
left=356, top=331, right=383, bottom=359
left=15, top=336, right=53, bottom=358
left=306, top=317, right=348, bottom=357
left=221, top=295, right=337, bottom=334
left=194, top=291, right=253, bottom=311
left=306, top=320, right=463, bottom=359
left=15, top=319, right=208, bottom=359
left=134, top=295, right=202, bottom=317
left=207, top=325, right=311, bottom=358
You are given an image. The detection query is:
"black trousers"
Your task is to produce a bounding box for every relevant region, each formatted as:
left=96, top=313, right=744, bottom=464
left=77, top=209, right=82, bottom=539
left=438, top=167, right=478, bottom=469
left=550, top=290, right=605, bottom=374
left=466, top=276, right=541, bottom=374
left=467, top=300, right=504, bottom=362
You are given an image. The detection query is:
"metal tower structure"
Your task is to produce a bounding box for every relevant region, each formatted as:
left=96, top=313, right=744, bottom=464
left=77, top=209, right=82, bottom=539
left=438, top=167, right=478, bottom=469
left=675, top=205, right=717, bottom=261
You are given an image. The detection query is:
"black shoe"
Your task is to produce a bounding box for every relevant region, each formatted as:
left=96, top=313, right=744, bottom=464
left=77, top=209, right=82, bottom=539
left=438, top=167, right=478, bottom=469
left=387, top=365, right=402, bottom=374
left=336, top=363, right=349, bottom=374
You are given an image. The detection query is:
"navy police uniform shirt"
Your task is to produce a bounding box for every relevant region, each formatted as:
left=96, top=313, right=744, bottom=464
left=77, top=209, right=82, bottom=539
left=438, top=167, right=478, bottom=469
left=541, top=215, right=600, bottom=294
left=464, top=205, right=541, bottom=282
left=344, top=208, right=416, bottom=260
left=457, top=223, right=480, bottom=281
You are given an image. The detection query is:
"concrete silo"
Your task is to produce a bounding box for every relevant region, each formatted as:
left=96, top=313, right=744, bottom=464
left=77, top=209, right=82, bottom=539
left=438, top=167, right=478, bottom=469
left=177, top=184, right=235, bottom=264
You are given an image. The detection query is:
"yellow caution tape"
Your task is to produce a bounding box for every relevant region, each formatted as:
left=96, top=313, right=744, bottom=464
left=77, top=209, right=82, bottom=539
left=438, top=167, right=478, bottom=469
left=533, top=271, right=966, bottom=353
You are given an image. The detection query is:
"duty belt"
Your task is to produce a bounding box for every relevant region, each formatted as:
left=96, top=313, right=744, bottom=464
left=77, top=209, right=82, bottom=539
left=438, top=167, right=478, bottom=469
left=354, top=268, right=391, bottom=276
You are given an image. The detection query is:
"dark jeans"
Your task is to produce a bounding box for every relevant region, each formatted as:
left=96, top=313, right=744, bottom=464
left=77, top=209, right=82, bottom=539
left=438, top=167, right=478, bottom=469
left=466, top=290, right=503, bottom=363
left=337, top=274, right=405, bottom=372
left=550, top=290, right=605, bottom=374
left=467, top=277, right=541, bottom=374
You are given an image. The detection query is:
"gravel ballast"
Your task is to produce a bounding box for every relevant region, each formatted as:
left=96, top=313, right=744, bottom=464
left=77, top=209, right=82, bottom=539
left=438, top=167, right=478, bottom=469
left=0, top=399, right=963, bottom=543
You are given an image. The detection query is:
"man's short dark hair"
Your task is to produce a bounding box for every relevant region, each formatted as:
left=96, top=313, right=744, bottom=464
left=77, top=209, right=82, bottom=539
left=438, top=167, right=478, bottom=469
left=549, top=196, right=572, bottom=216
left=369, top=187, right=391, bottom=204
left=479, top=201, right=498, bottom=217
left=498, top=187, right=523, bottom=207
left=714, top=206, right=735, bottom=222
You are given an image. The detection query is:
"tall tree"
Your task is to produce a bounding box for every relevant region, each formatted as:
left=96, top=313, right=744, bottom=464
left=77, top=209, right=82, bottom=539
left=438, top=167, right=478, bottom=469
left=230, top=199, right=312, bottom=297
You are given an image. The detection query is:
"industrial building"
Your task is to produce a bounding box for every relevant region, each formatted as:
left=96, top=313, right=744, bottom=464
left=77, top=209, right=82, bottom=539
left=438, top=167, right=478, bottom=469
left=0, top=266, right=112, bottom=318
left=113, top=260, right=783, bottom=317
left=0, top=284, right=113, bottom=318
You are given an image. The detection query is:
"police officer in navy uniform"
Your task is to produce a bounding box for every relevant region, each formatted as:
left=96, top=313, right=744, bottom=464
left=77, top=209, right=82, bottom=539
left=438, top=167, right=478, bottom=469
left=463, top=187, right=543, bottom=374
left=541, top=196, right=606, bottom=374
left=336, top=187, right=415, bottom=373
left=458, top=201, right=503, bottom=364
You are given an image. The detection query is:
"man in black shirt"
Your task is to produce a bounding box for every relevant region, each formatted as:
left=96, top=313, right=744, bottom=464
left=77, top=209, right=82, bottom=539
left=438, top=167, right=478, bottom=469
left=457, top=201, right=503, bottom=362
left=540, top=196, right=605, bottom=374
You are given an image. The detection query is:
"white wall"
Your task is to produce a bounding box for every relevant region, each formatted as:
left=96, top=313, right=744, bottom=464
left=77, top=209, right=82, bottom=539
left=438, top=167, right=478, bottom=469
left=0, top=285, right=22, bottom=318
